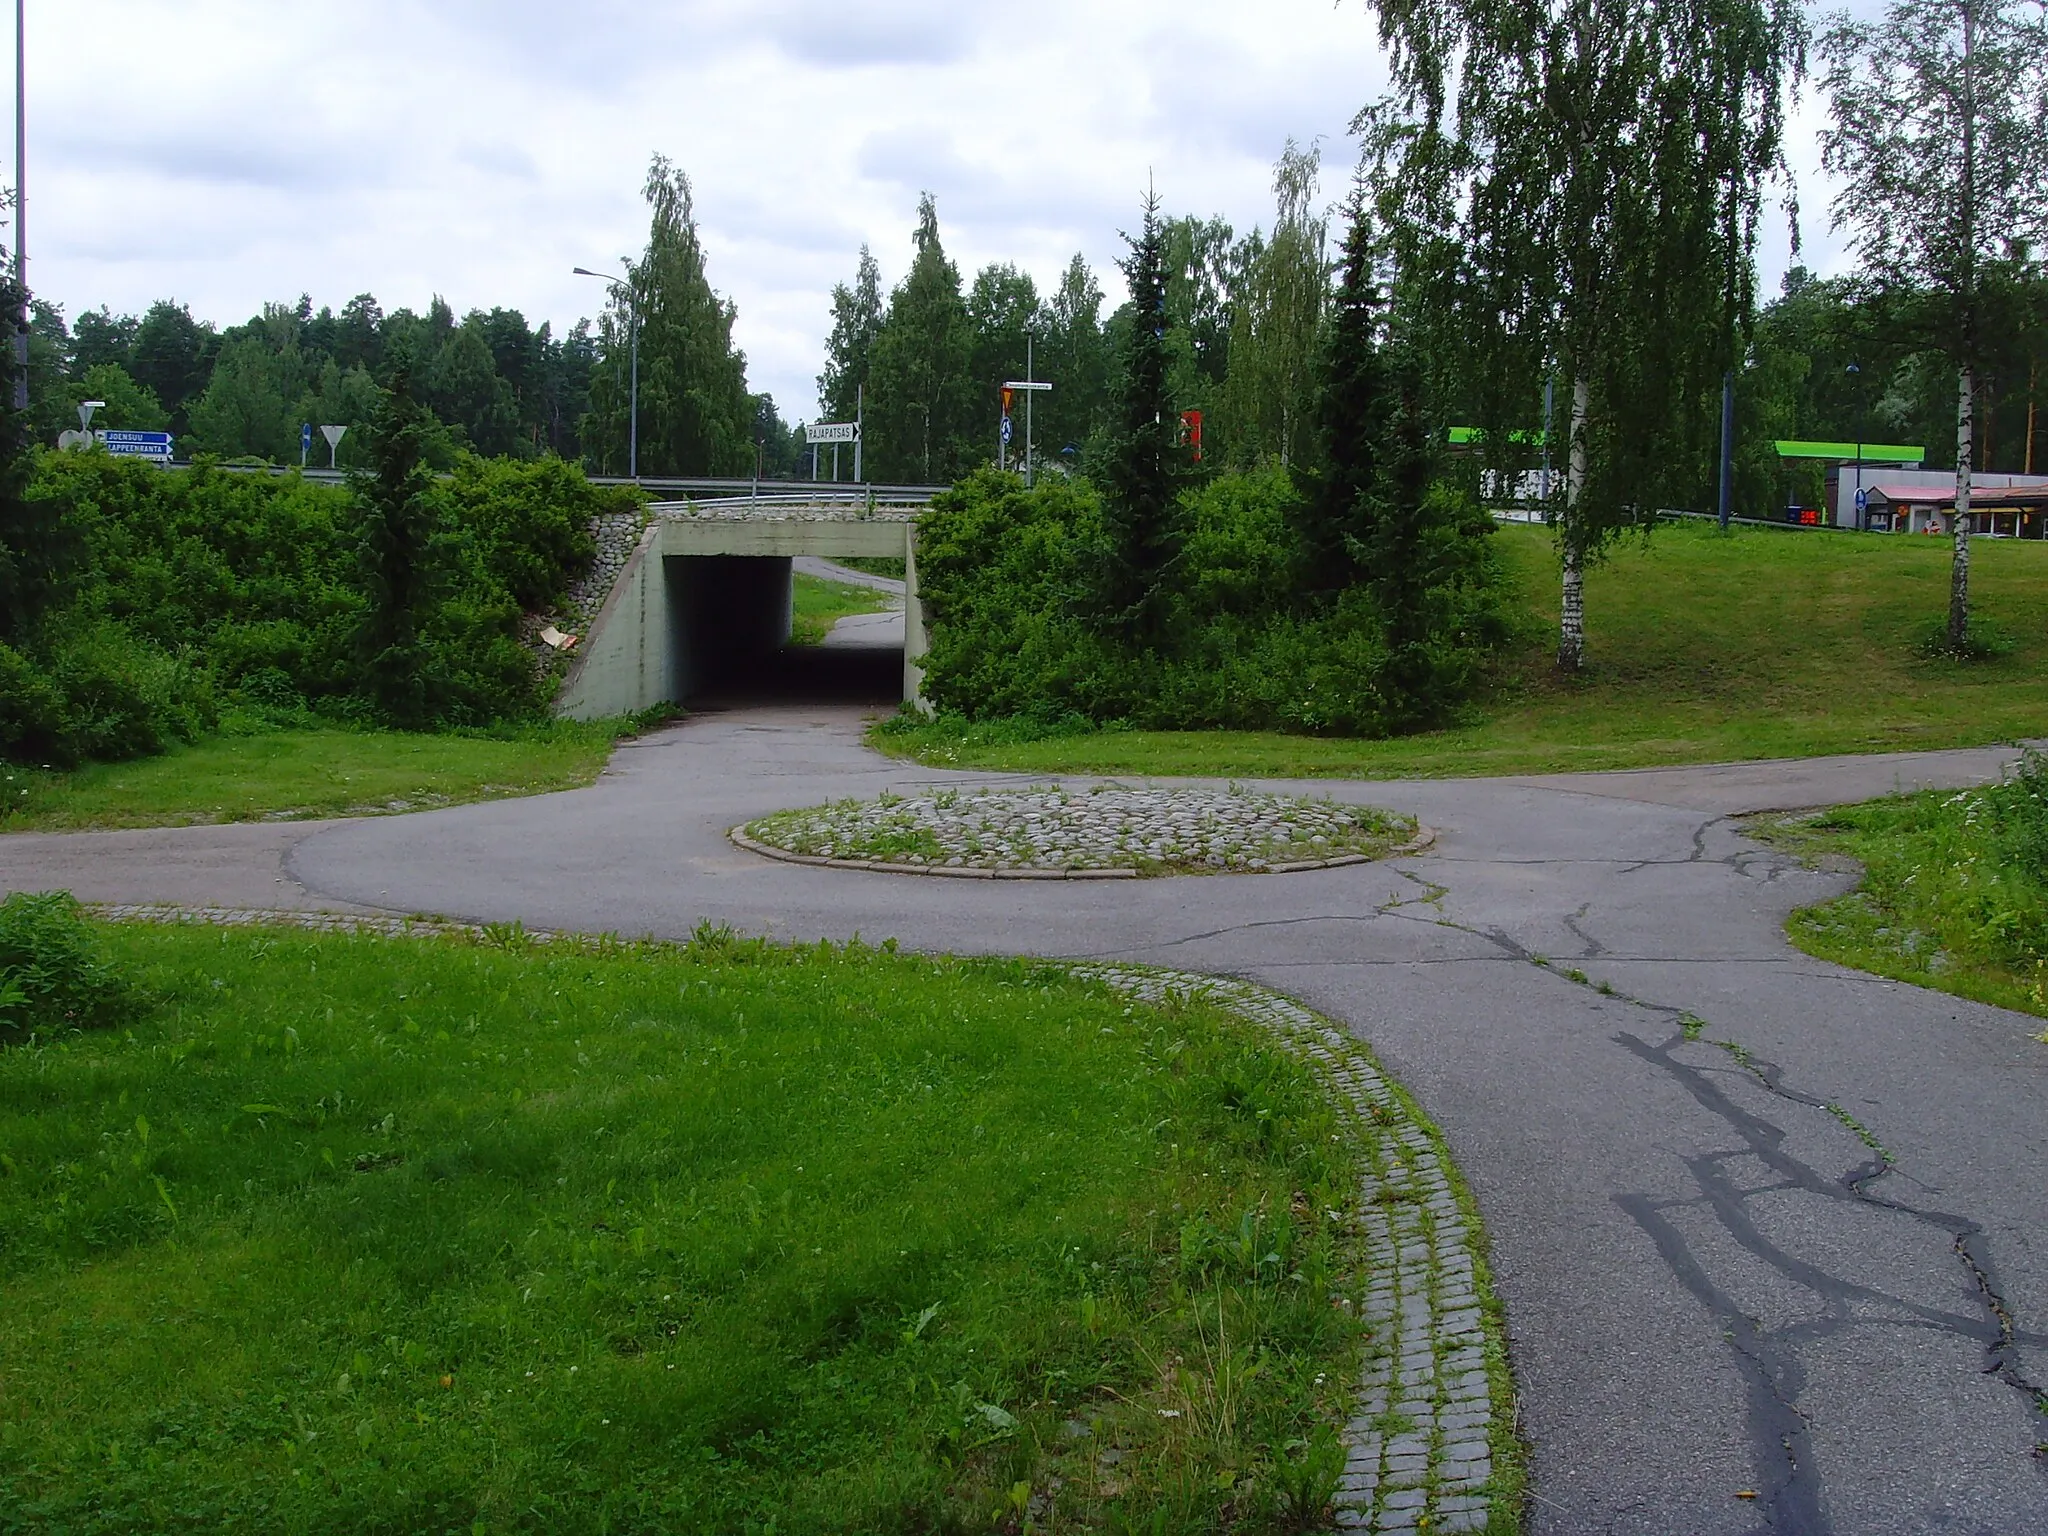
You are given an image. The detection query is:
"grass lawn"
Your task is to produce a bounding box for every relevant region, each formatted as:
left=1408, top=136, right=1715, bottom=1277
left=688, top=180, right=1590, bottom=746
left=0, top=721, right=639, bottom=835
left=1749, top=775, right=2048, bottom=1034
left=0, top=923, right=1377, bottom=1533
left=877, top=521, right=2048, bottom=780
left=791, top=573, right=896, bottom=646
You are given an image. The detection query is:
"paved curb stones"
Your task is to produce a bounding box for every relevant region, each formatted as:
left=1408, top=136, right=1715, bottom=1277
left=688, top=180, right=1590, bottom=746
left=730, top=823, right=1438, bottom=880
left=1075, top=966, right=1506, bottom=1534
left=83, top=904, right=1508, bottom=1532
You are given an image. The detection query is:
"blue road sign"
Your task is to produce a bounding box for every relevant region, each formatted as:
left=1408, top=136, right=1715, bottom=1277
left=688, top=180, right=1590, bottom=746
left=1000, top=414, right=1013, bottom=447
left=1854, top=488, right=1869, bottom=513
left=99, top=431, right=175, bottom=462
left=302, top=423, right=314, bottom=460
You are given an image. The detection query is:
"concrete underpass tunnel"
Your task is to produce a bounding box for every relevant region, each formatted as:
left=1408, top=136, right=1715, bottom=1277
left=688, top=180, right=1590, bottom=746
left=667, top=554, right=901, bottom=705
left=550, top=514, right=926, bottom=721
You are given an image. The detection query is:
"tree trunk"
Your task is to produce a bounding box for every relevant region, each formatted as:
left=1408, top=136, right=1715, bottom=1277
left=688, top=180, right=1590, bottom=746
left=1558, top=377, right=1591, bottom=671
left=1951, top=364, right=1975, bottom=648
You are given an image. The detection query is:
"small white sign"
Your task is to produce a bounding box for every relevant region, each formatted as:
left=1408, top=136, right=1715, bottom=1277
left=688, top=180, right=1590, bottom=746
left=806, top=421, right=858, bottom=444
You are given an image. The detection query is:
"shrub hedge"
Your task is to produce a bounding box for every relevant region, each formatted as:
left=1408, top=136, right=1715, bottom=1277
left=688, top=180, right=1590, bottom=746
left=915, top=464, right=1505, bottom=736
left=0, top=453, right=641, bottom=766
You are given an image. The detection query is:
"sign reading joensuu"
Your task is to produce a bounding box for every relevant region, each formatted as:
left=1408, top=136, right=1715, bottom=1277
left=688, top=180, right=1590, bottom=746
left=100, top=431, right=175, bottom=461
left=805, top=422, right=858, bottom=444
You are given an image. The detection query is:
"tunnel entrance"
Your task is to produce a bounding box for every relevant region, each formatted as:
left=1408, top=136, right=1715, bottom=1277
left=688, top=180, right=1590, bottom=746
left=669, top=554, right=903, bottom=707
left=551, top=505, right=925, bottom=722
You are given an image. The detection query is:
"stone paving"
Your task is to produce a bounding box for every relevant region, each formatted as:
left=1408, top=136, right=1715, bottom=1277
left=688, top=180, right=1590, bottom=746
left=740, top=784, right=1422, bottom=878
left=1078, top=966, right=1505, bottom=1534
left=80, top=902, right=1511, bottom=1533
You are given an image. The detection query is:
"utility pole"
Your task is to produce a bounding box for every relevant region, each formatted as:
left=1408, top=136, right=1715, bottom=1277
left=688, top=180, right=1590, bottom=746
left=1846, top=363, right=1865, bottom=529
left=1024, top=330, right=1036, bottom=488
left=854, top=383, right=863, bottom=483
left=572, top=268, right=638, bottom=479
left=13, top=0, right=26, bottom=413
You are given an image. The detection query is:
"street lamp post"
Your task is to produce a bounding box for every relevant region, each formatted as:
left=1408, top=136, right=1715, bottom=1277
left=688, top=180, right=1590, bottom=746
left=14, top=0, right=27, bottom=413
left=1846, top=362, right=1865, bottom=529
left=574, top=267, right=638, bottom=480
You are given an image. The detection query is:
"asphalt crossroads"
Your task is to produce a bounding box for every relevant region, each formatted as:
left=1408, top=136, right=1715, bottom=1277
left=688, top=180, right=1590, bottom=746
left=4, top=708, right=2045, bottom=1535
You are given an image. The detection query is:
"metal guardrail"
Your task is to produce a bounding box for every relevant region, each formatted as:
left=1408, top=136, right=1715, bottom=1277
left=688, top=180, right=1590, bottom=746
left=593, top=477, right=946, bottom=502
left=148, top=462, right=948, bottom=502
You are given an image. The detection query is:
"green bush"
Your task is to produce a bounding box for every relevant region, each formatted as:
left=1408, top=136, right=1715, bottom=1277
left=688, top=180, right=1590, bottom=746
left=448, top=454, right=618, bottom=612
left=914, top=464, right=1501, bottom=735
left=2, top=447, right=631, bottom=764
left=0, top=891, right=133, bottom=1039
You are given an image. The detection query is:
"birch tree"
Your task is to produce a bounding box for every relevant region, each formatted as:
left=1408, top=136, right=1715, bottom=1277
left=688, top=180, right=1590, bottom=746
left=1360, top=0, right=1804, bottom=669
left=1222, top=141, right=1332, bottom=469
left=1819, top=0, right=2048, bottom=650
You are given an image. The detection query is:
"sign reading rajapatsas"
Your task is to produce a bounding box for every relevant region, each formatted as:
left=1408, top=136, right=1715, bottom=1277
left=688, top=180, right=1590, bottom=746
left=805, top=422, right=858, bottom=444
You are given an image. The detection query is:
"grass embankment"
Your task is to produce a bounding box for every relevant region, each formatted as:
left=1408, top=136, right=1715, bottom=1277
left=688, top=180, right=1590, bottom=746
left=0, top=923, right=1371, bottom=1533
left=1751, top=758, right=2048, bottom=1032
left=878, top=521, right=2048, bottom=779
left=791, top=574, right=897, bottom=646
left=0, top=720, right=643, bottom=834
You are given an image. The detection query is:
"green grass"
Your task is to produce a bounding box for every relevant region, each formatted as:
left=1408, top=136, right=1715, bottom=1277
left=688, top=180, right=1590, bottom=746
left=0, top=923, right=1376, bottom=1533
left=0, top=720, right=646, bottom=834
left=790, top=574, right=896, bottom=646
left=1750, top=776, right=2048, bottom=1032
left=877, top=521, right=2048, bottom=779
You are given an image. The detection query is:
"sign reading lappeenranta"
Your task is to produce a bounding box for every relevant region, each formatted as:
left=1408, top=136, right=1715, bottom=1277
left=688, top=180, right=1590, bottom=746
left=100, top=431, right=175, bottom=461
left=805, top=422, right=858, bottom=444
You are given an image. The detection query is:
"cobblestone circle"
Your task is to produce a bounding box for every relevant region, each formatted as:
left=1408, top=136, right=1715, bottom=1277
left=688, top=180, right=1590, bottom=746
left=739, top=785, right=1423, bottom=878
left=82, top=905, right=1509, bottom=1531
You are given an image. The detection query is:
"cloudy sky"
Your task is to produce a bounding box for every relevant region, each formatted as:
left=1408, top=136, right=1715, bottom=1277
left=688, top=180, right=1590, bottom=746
left=32, top=1, right=1848, bottom=419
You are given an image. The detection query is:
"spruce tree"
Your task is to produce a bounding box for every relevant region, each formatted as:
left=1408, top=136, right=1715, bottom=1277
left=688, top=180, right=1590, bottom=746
left=1096, top=191, right=1186, bottom=642
left=353, top=367, right=441, bottom=727
left=1303, top=189, right=1387, bottom=596
left=1313, top=194, right=1498, bottom=727
left=0, top=265, right=70, bottom=646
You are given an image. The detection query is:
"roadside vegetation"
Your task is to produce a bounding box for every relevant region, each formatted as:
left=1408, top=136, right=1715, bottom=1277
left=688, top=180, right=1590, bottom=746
left=790, top=573, right=895, bottom=647
left=1752, top=754, right=2048, bottom=1030
left=882, top=520, right=2048, bottom=780
left=0, top=910, right=1372, bottom=1533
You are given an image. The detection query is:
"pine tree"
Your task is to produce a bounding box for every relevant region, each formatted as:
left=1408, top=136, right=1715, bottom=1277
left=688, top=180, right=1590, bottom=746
left=818, top=246, right=883, bottom=425
left=1096, top=192, right=1187, bottom=642
left=864, top=195, right=975, bottom=483
left=352, top=367, right=442, bottom=727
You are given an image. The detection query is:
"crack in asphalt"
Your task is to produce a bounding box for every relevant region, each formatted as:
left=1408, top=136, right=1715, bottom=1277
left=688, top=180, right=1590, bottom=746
left=1563, top=903, right=1607, bottom=960
left=1356, top=863, right=2048, bottom=1528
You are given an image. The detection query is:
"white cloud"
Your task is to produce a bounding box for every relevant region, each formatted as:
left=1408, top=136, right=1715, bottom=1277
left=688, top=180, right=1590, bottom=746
left=28, top=0, right=1851, bottom=419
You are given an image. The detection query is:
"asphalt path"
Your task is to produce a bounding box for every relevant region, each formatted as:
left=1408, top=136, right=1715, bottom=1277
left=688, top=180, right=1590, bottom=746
left=4, top=708, right=2045, bottom=1534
